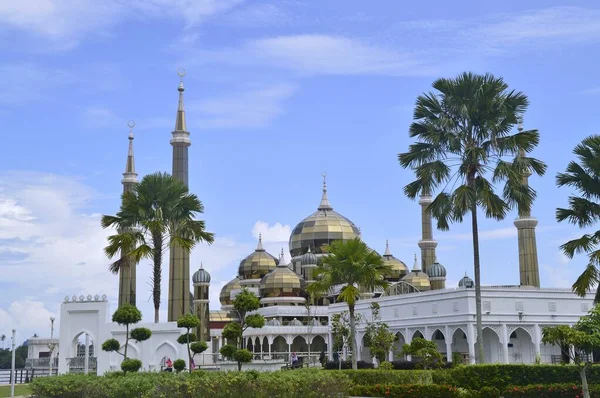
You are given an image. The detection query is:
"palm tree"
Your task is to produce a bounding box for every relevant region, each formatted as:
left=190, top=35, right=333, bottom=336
left=556, top=135, right=600, bottom=303
left=102, top=172, right=214, bottom=323
left=0, top=334, right=5, bottom=350
left=398, top=72, right=546, bottom=363
left=307, top=238, right=392, bottom=370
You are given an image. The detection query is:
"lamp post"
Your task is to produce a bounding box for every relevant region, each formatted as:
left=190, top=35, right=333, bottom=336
left=48, top=317, right=56, bottom=376
left=10, top=329, right=16, bottom=397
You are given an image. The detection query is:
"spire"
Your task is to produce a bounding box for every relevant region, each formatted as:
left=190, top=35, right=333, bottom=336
left=200, top=262, right=203, bottom=269
left=122, top=121, right=138, bottom=187
left=256, top=233, right=264, bottom=251
left=175, top=68, right=187, bottom=132
left=278, top=248, right=287, bottom=267
left=412, top=253, right=420, bottom=271
left=318, top=172, right=333, bottom=211
left=384, top=240, right=391, bottom=256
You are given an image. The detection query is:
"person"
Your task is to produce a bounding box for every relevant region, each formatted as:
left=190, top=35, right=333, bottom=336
left=191, top=357, right=195, bottom=371
left=165, top=357, right=173, bottom=372
left=291, top=352, right=299, bottom=369
left=319, top=350, right=326, bottom=367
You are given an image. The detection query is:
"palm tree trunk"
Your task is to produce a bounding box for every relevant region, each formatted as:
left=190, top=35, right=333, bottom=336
left=348, top=303, right=358, bottom=370
left=153, top=235, right=163, bottom=323
left=471, top=202, right=484, bottom=364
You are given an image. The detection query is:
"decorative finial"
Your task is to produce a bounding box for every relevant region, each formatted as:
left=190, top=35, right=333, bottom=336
left=413, top=253, right=420, bottom=271
left=322, top=172, right=327, bottom=192
left=307, top=246, right=312, bottom=253
left=177, top=67, right=186, bottom=91
left=256, top=234, right=264, bottom=251
left=200, top=262, right=203, bottom=269
left=279, top=248, right=286, bottom=266
left=384, top=240, right=391, bottom=256
left=127, top=120, right=135, bottom=140
left=318, top=172, right=333, bottom=211
left=464, top=270, right=468, bottom=277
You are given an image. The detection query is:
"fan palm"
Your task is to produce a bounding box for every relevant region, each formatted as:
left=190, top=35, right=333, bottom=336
left=556, top=135, right=600, bottom=303
left=102, top=172, right=214, bottom=323
left=307, top=238, right=392, bottom=370
left=398, top=72, right=546, bottom=363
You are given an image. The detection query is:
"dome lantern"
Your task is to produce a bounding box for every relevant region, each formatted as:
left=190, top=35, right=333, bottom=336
left=459, top=272, right=474, bottom=288
left=259, top=248, right=306, bottom=306
left=238, top=234, right=278, bottom=281
left=401, top=254, right=431, bottom=291
left=192, top=262, right=211, bottom=284
left=382, top=240, right=409, bottom=282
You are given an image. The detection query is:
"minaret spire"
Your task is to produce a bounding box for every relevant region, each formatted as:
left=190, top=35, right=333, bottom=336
left=384, top=240, right=391, bottom=256
left=168, top=68, right=193, bottom=321
left=118, top=121, right=138, bottom=308
left=514, top=117, right=540, bottom=287
left=318, top=172, right=333, bottom=211
left=418, top=187, right=437, bottom=274
left=256, top=233, right=264, bottom=251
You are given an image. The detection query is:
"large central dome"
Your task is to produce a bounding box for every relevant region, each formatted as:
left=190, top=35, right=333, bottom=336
left=289, top=178, right=360, bottom=257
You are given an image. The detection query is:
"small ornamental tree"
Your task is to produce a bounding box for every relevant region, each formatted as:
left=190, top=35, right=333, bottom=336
left=542, top=306, right=600, bottom=398
left=331, top=311, right=362, bottom=369
left=177, top=314, right=201, bottom=371
left=363, top=303, right=396, bottom=365
left=173, top=358, right=186, bottom=373
left=101, top=304, right=151, bottom=369
left=401, top=338, right=443, bottom=369
left=220, top=288, right=265, bottom=370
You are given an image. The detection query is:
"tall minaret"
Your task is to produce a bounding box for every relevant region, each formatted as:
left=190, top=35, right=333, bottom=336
left=418, top=188, right=437, bottom=274
left=118, top=121, right=138, bottom=307
left=513, top=118, right=540, bottom=287
left=192, top=263, right=210, bottom=342
left=168, top=69, right=192, bottom=321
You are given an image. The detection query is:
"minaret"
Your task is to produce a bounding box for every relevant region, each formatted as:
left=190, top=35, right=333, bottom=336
left=418, top=188, right=437, bottom=274
left=168, top=69, right=193, bottom=321
left=513, top=118, right=540, bottom=287
left=118, top=121, right=138, bottom=307
left=192, top=263, right=210, bottom=342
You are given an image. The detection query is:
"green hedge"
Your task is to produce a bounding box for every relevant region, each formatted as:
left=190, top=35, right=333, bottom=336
left=30, top=370, right=352, bottom=398
left=329, top=369, right=433, bottom=385
left=502, top=383, right=600, bottom=398
left=350, top=384, right=467, bottom=398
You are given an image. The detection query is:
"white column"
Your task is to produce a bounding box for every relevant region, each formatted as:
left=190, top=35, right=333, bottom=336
left=445, top=325, right=452, bottom=362
left=501, top=324, right=510, bottom=364
left=83, top=333, right=90, bottom=374
left=327, top=330, right=333, bottom=360
left=405, top=328, right=412, bottom=361
left=356, top=332, right=362, bottom=361
left=467, top=323, right=476, bottom=364
left=533, top=324, right=541, bottom=363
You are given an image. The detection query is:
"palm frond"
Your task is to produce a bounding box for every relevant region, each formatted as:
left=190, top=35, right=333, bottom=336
left=572, top=262, right=599, bottom=298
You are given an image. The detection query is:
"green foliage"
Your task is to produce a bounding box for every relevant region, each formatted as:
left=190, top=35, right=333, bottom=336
left=379, top=361, right=393, bottom=370
left=130, top=327, right=152, bottom=342
left=191, top=341, right=208, bottom=354
left=364, top=303, right=396, bottom=363
left=102, top=339, right=121, bottom=353
left=350, top=384, right=465, bottom=398
left=0, top=344, right=27, bottom=369
left=111, top=304, right=142, bottom=325
left=401, top=338, right=443, bottom=369
left=102, top=172, right=215, bottom=322
left=222, top=322, right=242, bottom=342
left=173, top=359, right=186, bottom=372
left=233, top=349, right=253, bottom=370
left=220, top=344, right=237, bottom=360
left=333, top=369, right=434, bottom=385
left=503, top=384, right=600, bottom=398
left=555, top=135, right=600, bottom=303
left=177, top=314, right=200, bottom=329
left=232, top=288, right=260, bottom=315
left=330, top=312, right=351, bottom=353
left=120, top=359, right=142, bottom=373
left=177, top=333, right=197, bottom=345
left=245, top=313, right=265, bottom=329
left=477, top=386, right=501, bottom=398
left=451, top=352, right=464, bottom=366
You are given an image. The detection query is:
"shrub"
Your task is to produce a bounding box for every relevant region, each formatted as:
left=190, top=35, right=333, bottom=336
left=502, top=383, right=600, bottom=398
left=121, top=359, right=142, bottom=373
left=173, top=359, right=186, bottom=372
left=379, top=361, right=393, bottom=370
left=330, top=369, right=433, bottom=385
left=477, top=386, right=501, bottom=398
left=130, top=328, right=152, bottom=342
left=350, top=384, right=465, bottom=398
left=323, top=360, right=374, bottom=369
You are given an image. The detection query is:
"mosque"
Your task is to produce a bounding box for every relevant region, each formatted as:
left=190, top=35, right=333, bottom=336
left=29, top=73, right=594, bottom=375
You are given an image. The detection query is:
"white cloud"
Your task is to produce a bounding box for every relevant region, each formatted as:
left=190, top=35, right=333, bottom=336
left=190, top=83, right=297, bottom=129
left=541, top=263, right=573, bottom=289
left=0, top=63, right=76, bottom=106
left=0, top=299, right=57, bottom=342
left=446, top=227, right=517, bottom=241
left=252, top=221, right=291, bottom=243
left=222, top=3, right=292, bottom=27
left=82, top=107, right=122, bottom=129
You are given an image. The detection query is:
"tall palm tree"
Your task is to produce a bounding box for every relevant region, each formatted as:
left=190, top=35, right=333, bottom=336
left=307, top=238, right=392, bottom=370
left=556, top=135, right=600, bottom=303
left=398, top=72, right=546, bottom=363
left=102, top=172, right=214, bottom=323
left=0, top=334, right=5, bottom=350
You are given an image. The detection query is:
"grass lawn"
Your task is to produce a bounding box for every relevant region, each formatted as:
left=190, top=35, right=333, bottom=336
left=0, top=384, right=31, bottom=397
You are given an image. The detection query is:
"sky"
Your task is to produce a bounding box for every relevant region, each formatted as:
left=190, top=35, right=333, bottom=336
left=1, top=0, right=600, bottom=343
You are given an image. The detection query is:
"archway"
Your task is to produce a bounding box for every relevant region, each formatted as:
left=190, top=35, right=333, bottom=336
left=361, top=334, right=372, bottom=363
left=412, top=330, right=424, bottom=340
left=69, top=332, right=97, bottom=374
left=291, top=335, right=307, bottom=353
left=156, top=341, right=177, bottom=371
left=247, top=338, right=254, bottom=353
left=508, top=328, right=535, bottom=364
left=254, top=337, right=261, bottom=358
left=482, top=327, right=502, bottom=363
left=431, top=329, right=446, bottom=355
left=393, top=332, right=406, bottom=360
left=272, top=336, right=287, bottom=360
left=450, top=328, right=468, bottom=363
left=262, top=337, right=269, bottom=357
left=310, top=335, right=327, bottom=353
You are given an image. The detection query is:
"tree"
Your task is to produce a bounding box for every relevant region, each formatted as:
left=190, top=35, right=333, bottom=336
left=308, top=238, right=391, bottom=369
left=398, top=72, right=546, bottom=363
left=542, top=306, right=600, bottom=398
left=401, top=338, right=443, bottom=369
left=173, top=359, right=186, bottom=373
left=363, top=303, right=396, bottom=365
left=556, top=135, right=600, bottom=303
left=0, top=335, right=4, bottom=350
left=177, top=314, right=202, bottom=371
left=220, top=288, right=265, bottom=370
left=102, top=172, right=214, bottom=323
left=101, top=304, right=151, bottom=363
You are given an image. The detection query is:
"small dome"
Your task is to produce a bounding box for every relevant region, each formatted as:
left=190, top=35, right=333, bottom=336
left=260, top=250, right=305, bottom=298
left=192, top=263, right=211, bottom=284
left=459, top=273, right=474, bottom=288
left=220, top=277, right=241, bottom=306
left=301, top=246, right=318, bottom=266
left=288, top=318, right=303, bottom=326
left=382, top=240, right=408, bottom=281
left=238, top=234, right=278, bottom=280
left=428, top=261, right=446, bottom=278
left=266, top=318, right=282, bottom=326
left=401, top=254, right=430, bottom=291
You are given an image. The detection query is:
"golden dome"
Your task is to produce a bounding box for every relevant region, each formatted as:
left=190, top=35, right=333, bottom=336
left=238, top=235, right=278, bottom=280
left=401, top=254, right=430, bottom=291
left=382, top=240, right=408, bottom=281
left=260, top=251, right=305, bottom=298
left=289, top=178, right=360, bottom=257
left=219, top=277, right=241, bottom=306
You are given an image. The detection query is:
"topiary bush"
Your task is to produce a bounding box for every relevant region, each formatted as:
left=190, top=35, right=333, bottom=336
left=121, top=358, right=142, bottom=373
left=350, top=383, right=466, bottom=398
left=173, top=359, right=186, bottom=372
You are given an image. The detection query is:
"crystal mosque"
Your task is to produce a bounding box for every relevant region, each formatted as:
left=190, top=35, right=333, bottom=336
left=26, top=73, right=595, bottom=374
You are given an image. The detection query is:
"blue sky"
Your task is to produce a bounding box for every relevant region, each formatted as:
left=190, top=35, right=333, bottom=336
left=1, top=0, right=599, bottom=340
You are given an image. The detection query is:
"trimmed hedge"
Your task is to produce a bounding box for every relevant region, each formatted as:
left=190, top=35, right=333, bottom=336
left=329, top=369, right=433, bottom=385
left=350, top=384, right=466, bottom=398
left=30, top=369, right=352, bottom=398
left=503, top=383, right=600, bottom=398
left=323, top=360, right=374, bottom=369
